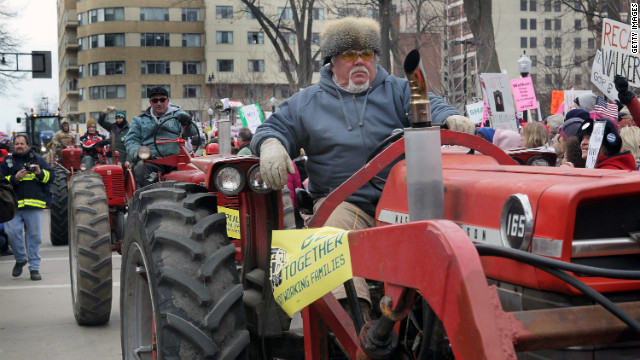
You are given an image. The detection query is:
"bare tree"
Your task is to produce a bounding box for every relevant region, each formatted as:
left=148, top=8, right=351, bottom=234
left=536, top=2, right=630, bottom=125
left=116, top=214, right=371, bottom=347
left=462, top=0, right=501, bottom=73
left=0, top=1, right=24, bottom=94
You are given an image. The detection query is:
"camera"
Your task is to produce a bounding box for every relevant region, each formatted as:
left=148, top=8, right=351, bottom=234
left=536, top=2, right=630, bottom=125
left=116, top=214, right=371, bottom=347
left=23, top=163, right=36, bottom=172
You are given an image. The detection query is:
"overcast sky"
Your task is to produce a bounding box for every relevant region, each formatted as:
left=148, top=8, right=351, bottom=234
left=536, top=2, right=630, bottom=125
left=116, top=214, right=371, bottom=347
left=0, top=0, right=58, bottom=134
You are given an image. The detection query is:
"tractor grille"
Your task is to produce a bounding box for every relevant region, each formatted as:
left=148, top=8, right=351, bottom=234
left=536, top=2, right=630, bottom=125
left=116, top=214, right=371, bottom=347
left=219, top=194, right=239, bottom=209
left=102, top=173, right=125, bottom=201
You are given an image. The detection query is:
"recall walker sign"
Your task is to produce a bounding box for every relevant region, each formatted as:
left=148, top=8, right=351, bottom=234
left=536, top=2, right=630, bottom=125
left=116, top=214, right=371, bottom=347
left=270, top=227, right=353, bottom=316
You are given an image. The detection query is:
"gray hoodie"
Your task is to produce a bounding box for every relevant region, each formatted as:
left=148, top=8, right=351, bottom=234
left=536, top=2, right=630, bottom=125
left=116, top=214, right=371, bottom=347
left=251, top=64, right=411, bottom=215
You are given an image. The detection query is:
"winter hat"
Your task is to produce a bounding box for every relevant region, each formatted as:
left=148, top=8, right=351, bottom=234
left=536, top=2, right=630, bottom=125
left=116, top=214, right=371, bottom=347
left=115, top=111, right=126, bottom=120
left=558, top=117, right=585, bottom=140
left=575, top=93, right=597, bottom=112
left=545, top=114, right=564, bottom=133
left=443, top=115, right=475, bottom=134
left=321, top=17, right=382, bottom=65
left=86, top=118, right=97, bottom=128
left=61, top=121, right=69, bottom=128
left=565, top=108, right=591, bottom=122
left=577, top=119, right=622, bottom=155
left=493, top=129, right=523, bottom=149
left=428, top=92, right=460, bottom=125
left=476, top=127, right=496, bottom=143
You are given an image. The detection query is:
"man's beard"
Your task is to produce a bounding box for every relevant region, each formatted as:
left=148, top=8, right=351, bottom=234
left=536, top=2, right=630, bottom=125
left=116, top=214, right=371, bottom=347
left=346, top=66, right=370, bottom=93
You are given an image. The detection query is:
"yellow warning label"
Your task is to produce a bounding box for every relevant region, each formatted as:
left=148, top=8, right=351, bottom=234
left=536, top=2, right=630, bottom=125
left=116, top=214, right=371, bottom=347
left=270, top=227, right=352, bottom=316
left=217, top=206, right=241, bottom=239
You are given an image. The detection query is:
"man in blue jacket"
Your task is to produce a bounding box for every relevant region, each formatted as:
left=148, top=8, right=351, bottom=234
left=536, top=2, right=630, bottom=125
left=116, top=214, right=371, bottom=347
left=0, top=135, right=54, bottom=280
left=125, top=86, right=193, bottom=187
left=251, top=17, right=412, bottom=308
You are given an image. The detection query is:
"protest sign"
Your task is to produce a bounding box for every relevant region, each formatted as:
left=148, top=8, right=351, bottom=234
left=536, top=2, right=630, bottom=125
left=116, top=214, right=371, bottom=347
left=550, top=90, right=564, bottom=114
left=480, top=73, right=519, bottom=132
left=600, top=18, right=640, bottom=86
left=586, top=120, right=606, bottom=169
left=510, top=77, right=538, bottom=112
left=465, top=100, right=484, bottom=124
left=238, top=103, right=265, bottom=133
left=591, top=50, right=620, bottom=102
left=564, top=90, right=593, bottom=114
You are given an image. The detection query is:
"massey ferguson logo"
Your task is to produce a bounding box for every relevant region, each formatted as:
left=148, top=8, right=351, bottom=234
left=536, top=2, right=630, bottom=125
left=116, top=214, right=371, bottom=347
left=270, top=248, right=287, bottom=289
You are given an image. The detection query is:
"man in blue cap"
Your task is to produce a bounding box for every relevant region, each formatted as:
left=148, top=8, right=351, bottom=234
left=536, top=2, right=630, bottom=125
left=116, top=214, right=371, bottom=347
left=99, top=106, right=130, bottom=166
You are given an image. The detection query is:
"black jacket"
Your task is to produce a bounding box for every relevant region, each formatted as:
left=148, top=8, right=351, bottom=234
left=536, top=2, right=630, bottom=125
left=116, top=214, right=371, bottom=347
left=0, top=177, right=17, bottom=222
left=0, top=150, right=53, bottom=209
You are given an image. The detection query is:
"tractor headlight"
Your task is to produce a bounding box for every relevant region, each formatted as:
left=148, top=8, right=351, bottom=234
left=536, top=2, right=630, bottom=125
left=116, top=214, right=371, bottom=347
left=80, top=163, right=88, bottom=171
left=527, top=155, right=552, bottom=166
left=214, top=165, right=245, bottom=196
left=40, top=146, right=46, bottom=152
left=247, top=164, right=270, bottom=194
left=137, top=146, right=151, bottom=160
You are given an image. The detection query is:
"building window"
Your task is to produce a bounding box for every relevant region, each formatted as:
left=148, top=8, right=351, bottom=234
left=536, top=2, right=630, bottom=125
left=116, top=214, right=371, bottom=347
left=78, top=88, right=85, bottom=101
left=218, top=60, right=234, bottom=72
left=574, top=20, right=581, bottom=30
left=182, top=61, right=201, bottom=75
left=554, top=19, right=561, bottom=30
left=89, top=85, right=126, bottom=99
left=183, top=85, right=201, bottom=98
left=553, top=0, right=561, bottom=11
left=545, top=19, right=551, bottom=30
left=247, top=7, right=263, bottom=19
left=78, top=65, right=85, bottom=78
left=367, top=9, right=379, bottom=19
left=141, top=61, right=170, bottom=75
left=78, top=38, right=86, bottom=50
left=77, top=12, right=85, bottom=26
left=216, top=6, right=233, bottom=19
left=521, top=37, right=527, bottom=48
left=554, top=55, right=561, bottom=67
left=521, top=0, right=527, bottom=11
left=280, top=32, right=295, bottom=45
left=312, top=8, right=324, bottom=20
left=554, top=37, right=561, bottom=48
left=574, top=38, right=581, bottom=49
left=337, top=8, right=360, bottom=18
left=575, top=74, right=582, bottom=86
left=313, top=60, right=323, bottom=72
left=545, top=74, right=552, bottom=85
left=521, top=19, right=527, bottom=30
left=312, top=33, right=320, bottom=45
left=244, top=85, right=264, bottom=100
left=140, top=7, right=169, bottom=21
left=530, top=19, right=537, bottom=30
left=248, top=60, right=265, bottom=72
left=544, top=0, right=551, bottom=11
left=530, top=55, right=537, bottom=67
left=248, top=32, right=264, bottom=44
left=275, top=85, right=291, bottom=99
left=544, top=37, right=551, bottom=48
left=278, top=8, right=293, bottom=20
left=217, top=32, right=233, bottom=44
left=182, top=34, right=202, bottom=47
left=545, top=56, right=552, bottom=66
left=279, top=60, right=295, bottom=73
left=529, top=0, right=536, bottom=11
left=530, top=37, right=537, bottom=48
left=104, top=8, right=124, bottom=21
left=574, top=55, right=582, bottom=66
left=182, top=8, right=201, bottom=21
left=140, top=33, right=169, bottom=47
left=89, top=34, right=124, bottom=49
left=588, top=38, right=595, bottom=49
left=530, top=74, right=537, bottom=83
left=141, top=85, right=171, bottom=98
left=89, top=61, right=125, bottom=76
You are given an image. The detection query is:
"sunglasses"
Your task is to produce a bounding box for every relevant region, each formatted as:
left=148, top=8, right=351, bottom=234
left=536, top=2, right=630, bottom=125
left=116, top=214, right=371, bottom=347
left=340, top=49, right=375, bottom=62
left=151, top=97, right=167, bottom=104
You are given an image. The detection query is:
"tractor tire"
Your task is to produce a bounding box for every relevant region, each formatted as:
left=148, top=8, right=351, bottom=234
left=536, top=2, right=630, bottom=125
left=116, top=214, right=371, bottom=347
left=50, top=166, right=69, bottom=245
left=120, top=182, right=249, bottom=360
left=68, top=172, right=112, bottom=325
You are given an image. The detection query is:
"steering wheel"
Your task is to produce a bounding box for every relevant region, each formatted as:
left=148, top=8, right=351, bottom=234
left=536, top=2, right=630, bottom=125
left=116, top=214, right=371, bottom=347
left=367, top=129, right=405, bottom=191
left=152, top=116, right=202, bottom=158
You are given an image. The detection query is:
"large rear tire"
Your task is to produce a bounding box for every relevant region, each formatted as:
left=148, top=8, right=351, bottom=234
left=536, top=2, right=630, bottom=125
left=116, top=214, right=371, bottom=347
left=68, top=172, right=112, bottom=325
left=50, top=166, right=69, bottom=245
left=120, top=182, right=249, bottom=360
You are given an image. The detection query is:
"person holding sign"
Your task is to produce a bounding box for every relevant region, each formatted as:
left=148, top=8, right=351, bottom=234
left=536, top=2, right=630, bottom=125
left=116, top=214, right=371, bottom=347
left=576, top=119, right=635, bottom=170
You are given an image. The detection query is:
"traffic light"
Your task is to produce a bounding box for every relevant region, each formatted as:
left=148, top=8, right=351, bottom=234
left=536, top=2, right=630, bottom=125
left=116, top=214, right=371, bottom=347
left=31, top=51, right=51, bottom=79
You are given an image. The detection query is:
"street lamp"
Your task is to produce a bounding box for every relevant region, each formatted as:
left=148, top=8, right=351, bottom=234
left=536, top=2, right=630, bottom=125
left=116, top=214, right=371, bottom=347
left=207, top=72, right=215, bottom=108
left=517, top=51, right=533, bottom=122
left=449, top=40, right=482, bottom=106
left=207, top=107, right=214, bottom=129
left=269, top=97, right=278, bottom=113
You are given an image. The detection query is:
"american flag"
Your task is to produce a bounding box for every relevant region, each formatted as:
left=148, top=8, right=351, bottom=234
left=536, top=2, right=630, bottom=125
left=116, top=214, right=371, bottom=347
left=594, top=96, right=619, bottom=120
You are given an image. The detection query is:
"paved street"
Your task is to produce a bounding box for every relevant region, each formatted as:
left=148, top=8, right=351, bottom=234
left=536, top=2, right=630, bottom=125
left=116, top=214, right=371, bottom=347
left=0, top=210, right=122, bottom=359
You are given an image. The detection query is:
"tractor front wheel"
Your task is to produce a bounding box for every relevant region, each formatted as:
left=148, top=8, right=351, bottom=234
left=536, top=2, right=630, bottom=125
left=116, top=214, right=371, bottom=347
left=68, top=172, right=113, bottom=325
left=120, top=182, right=249, bottom=359
left=50, top=166, right=69, bottom=245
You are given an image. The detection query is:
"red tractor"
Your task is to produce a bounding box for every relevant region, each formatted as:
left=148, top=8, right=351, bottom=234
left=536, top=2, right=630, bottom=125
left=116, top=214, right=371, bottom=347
left=71, top=51, right=640, bottom=359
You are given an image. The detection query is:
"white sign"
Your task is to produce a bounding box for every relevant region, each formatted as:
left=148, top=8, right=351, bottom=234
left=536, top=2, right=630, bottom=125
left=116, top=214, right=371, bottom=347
left=479, top=73, right=519, bottom=132
left=238, top=103, right=264, bottom=133
left=586, top=120, right=606, bottom=169
left=564, top=90, right=593, bottom=114
left=465, top=101, right=485, bottom=124
left=591, top=50, right=620, bottom=102
left=601, top=18, right=640, bottom=87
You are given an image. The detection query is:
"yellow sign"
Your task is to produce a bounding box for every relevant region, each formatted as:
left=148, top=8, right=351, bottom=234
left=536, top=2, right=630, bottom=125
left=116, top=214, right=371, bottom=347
left=270, top=227, right=352, bottom=316
left=217, top=206, right=240, bottom=239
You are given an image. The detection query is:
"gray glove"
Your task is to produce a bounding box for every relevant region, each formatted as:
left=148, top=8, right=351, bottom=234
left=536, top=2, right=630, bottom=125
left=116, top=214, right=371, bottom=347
left=259, top=138, right=295, bottom=190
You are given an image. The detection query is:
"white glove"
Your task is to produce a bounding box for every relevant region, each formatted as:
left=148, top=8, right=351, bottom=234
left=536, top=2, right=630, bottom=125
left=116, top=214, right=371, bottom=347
left=259, top=138, right=295, bottom=190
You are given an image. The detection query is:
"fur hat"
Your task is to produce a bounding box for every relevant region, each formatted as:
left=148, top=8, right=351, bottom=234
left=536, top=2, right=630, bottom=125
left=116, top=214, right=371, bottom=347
left=321, top=17, right=381, bottom=65
left=86, top=118, right=97, bottom=128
